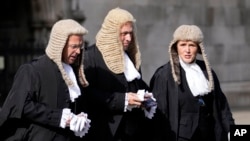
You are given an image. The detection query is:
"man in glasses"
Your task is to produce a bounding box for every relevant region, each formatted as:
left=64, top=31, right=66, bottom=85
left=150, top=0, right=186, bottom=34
left=0, top=19, right=91, bottom=141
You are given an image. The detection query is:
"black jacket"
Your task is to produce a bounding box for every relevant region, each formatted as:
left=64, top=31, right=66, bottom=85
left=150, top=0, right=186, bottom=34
left=0, top=55, right=84, bottom=141
left=83, top=44, right=150, bottom=141
left=150, top=60, right=235, bottom=141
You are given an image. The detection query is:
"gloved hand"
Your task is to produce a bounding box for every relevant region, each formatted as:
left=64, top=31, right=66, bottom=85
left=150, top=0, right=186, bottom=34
left=70, top=112, right=87, bottom=132
left=69, top=112, right=91, bottom=137
left=142, top=91, right=157, bottom=119
left=74, top=117, right=91, bottom=138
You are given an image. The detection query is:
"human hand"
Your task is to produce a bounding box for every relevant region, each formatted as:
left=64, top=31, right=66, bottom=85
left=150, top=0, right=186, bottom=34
left=127, top=92, right=143, bottom=107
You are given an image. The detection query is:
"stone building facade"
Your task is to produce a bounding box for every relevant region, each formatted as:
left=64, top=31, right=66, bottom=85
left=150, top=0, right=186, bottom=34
left=1, top=0, right=249, bottom=108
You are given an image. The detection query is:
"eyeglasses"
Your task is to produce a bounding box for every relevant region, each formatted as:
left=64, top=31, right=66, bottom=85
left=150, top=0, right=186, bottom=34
left=67, top=44, right=85, bottom=50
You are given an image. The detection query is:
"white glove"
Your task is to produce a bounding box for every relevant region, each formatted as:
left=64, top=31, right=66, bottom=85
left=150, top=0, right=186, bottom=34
left=74, top=117, right=91, bottom=138
left=142, top=91, right=157, bottom=119
left=70, top=112, right=91, bottom=137
left=76, top=113, right=86, bottom=131
left=70, top=113, right=85, bottom=132
left=143, top=104, right=157, bottom=119
left=70, top=114, right=78, bottom=131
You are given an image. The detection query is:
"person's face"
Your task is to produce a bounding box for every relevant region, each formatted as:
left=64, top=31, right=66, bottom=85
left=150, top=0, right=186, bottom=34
left=120, top=22, right=133, bottom=51
left=62, top=34, right=84, bottom=64
left=177, top=40, right=199, bottom=64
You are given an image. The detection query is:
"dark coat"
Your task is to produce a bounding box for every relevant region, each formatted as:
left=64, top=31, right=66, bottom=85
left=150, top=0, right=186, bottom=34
left=83, top=44, right=150, bottom=141
left=149, top=60, right=235, bottom=141
left=0, top=55, right=84, bottom=141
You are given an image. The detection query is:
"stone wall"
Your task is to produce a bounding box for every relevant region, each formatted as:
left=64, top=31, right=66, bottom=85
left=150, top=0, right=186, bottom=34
left=1, top=0, right=249, bottom=107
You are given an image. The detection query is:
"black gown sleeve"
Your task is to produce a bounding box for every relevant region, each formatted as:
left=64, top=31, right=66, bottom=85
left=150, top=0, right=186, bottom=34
left=149, top=64, right=172, bottom=141
left=212, top=70, right=235, bottom=132
left=0, top=63, right=62, bottom=128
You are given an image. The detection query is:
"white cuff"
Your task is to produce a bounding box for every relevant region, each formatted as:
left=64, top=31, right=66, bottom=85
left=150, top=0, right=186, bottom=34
left=124, top=93, right=129, bottom=112
left=60, top=108, right=73, bottom=128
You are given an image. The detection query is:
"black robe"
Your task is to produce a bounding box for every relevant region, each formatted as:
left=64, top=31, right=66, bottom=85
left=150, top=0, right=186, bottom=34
left=0, top=55, right=84, bottom=141
left=82, top=44, right=151, bottom=141
left=149, top=60, right=235, bottom=141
